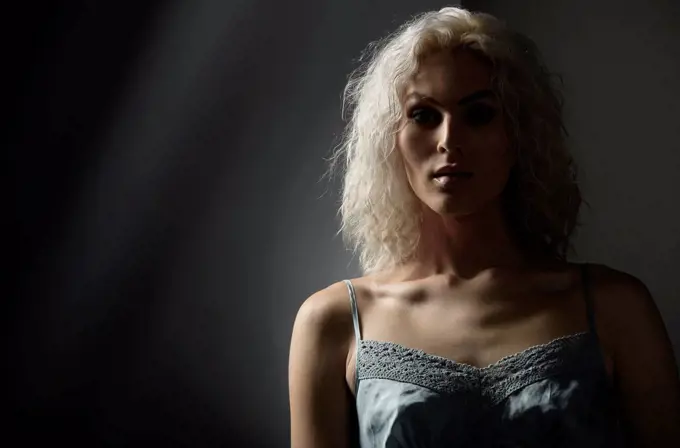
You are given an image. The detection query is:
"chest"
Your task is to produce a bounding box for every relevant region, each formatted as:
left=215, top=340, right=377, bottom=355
left=360, top=284, right=589, bottom=369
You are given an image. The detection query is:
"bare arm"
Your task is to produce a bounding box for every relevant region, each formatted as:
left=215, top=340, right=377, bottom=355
left=597, top=267, right=680, bottom=447
left=289, top=283, right=354, bottom=448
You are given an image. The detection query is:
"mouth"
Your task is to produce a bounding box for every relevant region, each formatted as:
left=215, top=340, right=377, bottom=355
left=432, top=172, right=474, bottom=179
left=432, top=172, right=474, bottom=186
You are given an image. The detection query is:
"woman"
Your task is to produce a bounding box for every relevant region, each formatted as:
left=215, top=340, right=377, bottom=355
left=289, top=6, right=680, bottom=447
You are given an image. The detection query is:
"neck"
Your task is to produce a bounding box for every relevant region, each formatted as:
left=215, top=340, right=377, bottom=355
left=406, top=199, right=539, bottom=280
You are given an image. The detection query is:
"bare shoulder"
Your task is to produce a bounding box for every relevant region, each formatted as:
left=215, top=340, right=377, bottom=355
left=292, top=281, right=356, bottom=355
left=587, top=262, right=649, bottom=293
left=298, top=274, right=381, bottom=315
left=586, top=263, right=680, bottom=444
left=288, top=280, right=357, bottom=448
left=585, top=262, right=662, bottom=346
left=586, top=263, right=657, bottom=322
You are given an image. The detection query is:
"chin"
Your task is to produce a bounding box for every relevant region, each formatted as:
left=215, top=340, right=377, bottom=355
left=427, top=198, right=478, bottom=217
left=425, top=192, right=503, bottom=218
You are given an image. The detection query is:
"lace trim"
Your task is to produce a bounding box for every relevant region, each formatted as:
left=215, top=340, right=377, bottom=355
left=357, top=332, right=595, bottom=405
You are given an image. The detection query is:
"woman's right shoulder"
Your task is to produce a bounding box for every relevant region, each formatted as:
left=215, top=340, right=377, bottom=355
left=294, top=280, right=359, bottom=343
left=288, top=279, right=369, bottom=448
left=291, top=277, right=375, bottom=354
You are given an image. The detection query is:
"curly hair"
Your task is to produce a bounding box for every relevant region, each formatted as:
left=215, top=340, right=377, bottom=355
left=327, top=6, right=583, bottom=274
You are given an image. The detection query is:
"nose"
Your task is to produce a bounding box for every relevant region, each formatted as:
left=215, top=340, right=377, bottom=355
left=436, top=116, right=464, bottom=154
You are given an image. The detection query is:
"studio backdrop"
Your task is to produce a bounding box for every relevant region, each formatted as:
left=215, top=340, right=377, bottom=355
left=7, top=0, right=679, bottom=446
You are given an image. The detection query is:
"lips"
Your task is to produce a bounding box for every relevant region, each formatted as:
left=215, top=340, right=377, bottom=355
left=432, top=166, right=473, bottom=188
left=432, top=164, right=473, bottom=178
left=433, top=172, right=473, bottom=187
left=433, top=172, right=473, bottom=178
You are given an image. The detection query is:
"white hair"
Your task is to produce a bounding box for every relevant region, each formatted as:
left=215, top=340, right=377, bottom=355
left=327, top=6, right=581, bottom=274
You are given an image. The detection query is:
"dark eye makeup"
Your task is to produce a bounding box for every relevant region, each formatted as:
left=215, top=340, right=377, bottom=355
left=408, top=106, right=442, bottom=125
left=407, top=102, right=498, bottom=127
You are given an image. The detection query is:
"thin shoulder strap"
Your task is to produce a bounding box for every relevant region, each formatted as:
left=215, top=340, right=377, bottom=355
left=344, top=279, right=362, bottom=344
left=581, top=263, right=599, bottom=340
left=343, top=279, right=362, bottom=392
left=581, top=263, right=614, bottom=383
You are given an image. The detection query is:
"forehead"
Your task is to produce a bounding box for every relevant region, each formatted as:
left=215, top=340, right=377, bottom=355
left=403, top=49, right=494, bottom=103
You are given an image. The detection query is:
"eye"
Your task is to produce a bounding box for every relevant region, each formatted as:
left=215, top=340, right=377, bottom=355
left=408, top=106, right=442, bottom=126
left=464, top=103, right=497, bottom=126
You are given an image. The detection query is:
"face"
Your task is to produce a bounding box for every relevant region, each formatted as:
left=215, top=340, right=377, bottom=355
left=397, top=49, right=515, bottom=217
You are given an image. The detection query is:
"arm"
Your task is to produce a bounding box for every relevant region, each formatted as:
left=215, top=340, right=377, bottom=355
left=597, top=267, right=680, bottom=447
left=289, top=283, right=354, bottom=448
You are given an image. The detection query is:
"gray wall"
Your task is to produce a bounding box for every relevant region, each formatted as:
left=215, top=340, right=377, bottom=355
left=9, top=1, right=458, bottom=446
left=463, top=0, right=680, bottom=360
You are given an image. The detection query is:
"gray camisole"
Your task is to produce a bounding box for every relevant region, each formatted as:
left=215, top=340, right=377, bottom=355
left=343, top=264, right=626, bottom=447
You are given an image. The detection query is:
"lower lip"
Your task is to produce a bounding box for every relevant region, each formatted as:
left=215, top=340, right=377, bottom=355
left=433, top=174, right=473, bottom=187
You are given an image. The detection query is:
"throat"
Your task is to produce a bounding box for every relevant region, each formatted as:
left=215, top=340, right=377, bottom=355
left=414, top=203, right=530, bottom=279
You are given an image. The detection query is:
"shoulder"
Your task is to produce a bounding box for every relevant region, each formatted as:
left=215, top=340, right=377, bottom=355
left=293, top=281, right=354, bottom=343
left=586, top=262, right=676, bottom=372
left=586, top=262, right=648, bottom=294
left=288, top=281, right=360, bottom=447
left=584, top=267, right=680, bottom=443
left=585, top=262, right=656, bottom=324
left=584, top=263, right=658, bottom=338
left=291, top=276, right=380, bottom=357
left=296, top=276, right=381, bottom=320
left=291, top=279, right=366, bottom=361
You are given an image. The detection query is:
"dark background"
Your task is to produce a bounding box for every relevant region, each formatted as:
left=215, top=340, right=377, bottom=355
left=7, top=0, right=679, bottom=446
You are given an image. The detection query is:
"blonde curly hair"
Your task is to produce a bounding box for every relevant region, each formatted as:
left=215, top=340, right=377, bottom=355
left=327, top=6, right=582, bottom=274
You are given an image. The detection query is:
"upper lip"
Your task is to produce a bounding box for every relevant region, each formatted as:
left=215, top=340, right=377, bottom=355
left=432, top=164, right=473, bottom=177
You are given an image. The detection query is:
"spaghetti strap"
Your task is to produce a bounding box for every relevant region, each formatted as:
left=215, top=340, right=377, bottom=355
left=581, top=263, right=599, bottom=341
left=344, top=279, right=362, bottom=344
left=343, top=279, right=362, bottom=391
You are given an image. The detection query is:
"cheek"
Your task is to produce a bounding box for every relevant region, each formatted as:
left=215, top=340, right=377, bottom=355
left=466, top=128, right=514, bottom=196
left=469, top=125, right=513, bottom=167
left=398, top=128, right=432, bottom=174
left=471, top=120, right=508, bottom=152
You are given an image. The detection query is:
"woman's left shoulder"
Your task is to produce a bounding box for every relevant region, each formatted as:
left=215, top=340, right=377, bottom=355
left=583, top=262, right=650, bottom=295
left=580, top=266, right=680, bottom=444
left=578, top=262, right=658, bottom=329
left=581, top=262, right=654, bottom=314
left=582, top=262, right=676, bottom=383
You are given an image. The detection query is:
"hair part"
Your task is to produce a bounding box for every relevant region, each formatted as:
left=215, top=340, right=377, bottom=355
left=326, top=6, right=583, bottom=274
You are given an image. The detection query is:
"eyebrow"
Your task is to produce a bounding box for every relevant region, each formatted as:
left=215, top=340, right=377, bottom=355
left=405, top=89, right=496, bottom=106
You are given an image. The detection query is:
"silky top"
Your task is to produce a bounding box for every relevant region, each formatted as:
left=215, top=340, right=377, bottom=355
left=344, top=264, right=626, bottom=447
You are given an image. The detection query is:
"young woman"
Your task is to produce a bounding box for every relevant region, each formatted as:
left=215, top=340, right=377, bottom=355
left=289, top=6, right=680, bottom=447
